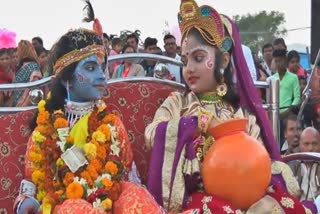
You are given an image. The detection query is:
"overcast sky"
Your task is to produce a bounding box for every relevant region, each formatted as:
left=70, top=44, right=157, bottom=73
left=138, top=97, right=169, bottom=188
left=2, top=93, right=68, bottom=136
left=0, top=0, right=311, bottom=49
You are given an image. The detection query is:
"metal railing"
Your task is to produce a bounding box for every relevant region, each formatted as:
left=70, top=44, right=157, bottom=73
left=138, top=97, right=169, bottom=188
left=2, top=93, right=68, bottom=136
left=0, top=53, right=279, bottom=142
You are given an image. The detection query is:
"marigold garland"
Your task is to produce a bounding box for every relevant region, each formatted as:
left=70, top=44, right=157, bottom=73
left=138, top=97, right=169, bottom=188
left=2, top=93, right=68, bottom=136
left=29, top=100, right=127, bottom=212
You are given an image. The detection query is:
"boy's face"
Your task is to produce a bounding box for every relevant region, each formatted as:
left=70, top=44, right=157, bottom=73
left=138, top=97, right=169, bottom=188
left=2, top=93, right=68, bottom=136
left=146, top=45, right=157, bottom=54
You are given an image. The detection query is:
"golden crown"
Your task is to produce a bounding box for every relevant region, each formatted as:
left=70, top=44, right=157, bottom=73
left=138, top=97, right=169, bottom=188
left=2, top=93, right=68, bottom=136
left=178, top=0, right=232, bottom=52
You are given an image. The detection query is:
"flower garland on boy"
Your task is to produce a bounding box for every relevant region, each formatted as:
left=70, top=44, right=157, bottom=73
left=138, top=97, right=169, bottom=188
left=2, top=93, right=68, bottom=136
left=28, top=99, right=132, bottom=212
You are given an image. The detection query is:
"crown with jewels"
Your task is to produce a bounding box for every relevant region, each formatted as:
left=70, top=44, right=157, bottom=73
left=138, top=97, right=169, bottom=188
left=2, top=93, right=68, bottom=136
left=178, top=0, right=232, bottom=52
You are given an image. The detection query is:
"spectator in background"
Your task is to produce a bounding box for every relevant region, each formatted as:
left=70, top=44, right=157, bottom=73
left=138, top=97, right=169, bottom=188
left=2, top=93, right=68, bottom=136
left=9, top=40, right=42, bottom=107
left=261, top=43, right=273, bottom=75
left=112, top=45, right=145, bottom=78
left=273, top=37, right=287, bottom=51
left=109, top=37, right=123, bottom=76
left=0, top=48, right=14, bottom=106
left=35, top=46, right=49, bottom=75
left=140, top=37, right=158, bottom=77
left=270, top=49, right=300, bottom=147
left=281, top=114, right=300, bottom=155
left=32, top=36, right=44, bottom=49
left=0, top=48, right=13, bottom=83
left=241, top=44, right=257, bottom=81
left=102, top=33, right=111, bottom=55
left=271, top=49, right=300, bottom=118
left=8, top=47, right=18, bottom=74
left=288, top=50, right=307, bottom=79
left=290, top=127, right=320, bottom=201
left=155, top=47, right=163, bottom=55
left=163, top=34, right=182, bottom=82
left=126, top=33, right=143, bottom=53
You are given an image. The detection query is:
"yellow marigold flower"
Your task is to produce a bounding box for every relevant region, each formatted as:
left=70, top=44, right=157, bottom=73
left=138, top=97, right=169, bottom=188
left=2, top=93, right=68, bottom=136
left=53, top=117, right=68, bottom=129
left=66, top=182, right=84, bottom=199
left=30, top=152, right=42, bottom=163
left=38, top=100, right=46, bottom=111
left=83, top=143, right=97, bottom=160
left=36, top=190, right=46, bottom=201
left=101, top=178, right=113, bottom=191
left=104, top=161, right=118, bottom=176
left=53, top=109, right=64, bottom=115
left=97, top=124, right=111, bottom=141
left=92, top=130, right=106, bottom=143
left=56, top=158, right=64, bottom=167
left=31, top=170, right=45, bottom=185
left=101, top=198, right=112, bottom=210
left=32, top=130, right=46, bottom=143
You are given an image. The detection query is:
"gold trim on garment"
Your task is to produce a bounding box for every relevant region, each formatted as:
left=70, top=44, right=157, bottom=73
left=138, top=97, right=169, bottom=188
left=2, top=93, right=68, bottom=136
left=162, top=119, right=181, bottom=212
left=271, top=161, right=301, bottom=197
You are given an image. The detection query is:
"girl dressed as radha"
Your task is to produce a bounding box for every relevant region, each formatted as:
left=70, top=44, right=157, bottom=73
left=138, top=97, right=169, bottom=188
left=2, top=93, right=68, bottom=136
left=142, top=0, right=318, bottom=213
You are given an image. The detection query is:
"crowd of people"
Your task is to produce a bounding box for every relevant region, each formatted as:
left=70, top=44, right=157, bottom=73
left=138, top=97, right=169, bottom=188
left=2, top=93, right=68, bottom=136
left=1, top=0, right=320, bottom=213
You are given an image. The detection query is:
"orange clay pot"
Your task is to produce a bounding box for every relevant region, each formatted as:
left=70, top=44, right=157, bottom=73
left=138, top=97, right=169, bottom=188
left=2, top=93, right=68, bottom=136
left=202, top=118, right=271, bottom=210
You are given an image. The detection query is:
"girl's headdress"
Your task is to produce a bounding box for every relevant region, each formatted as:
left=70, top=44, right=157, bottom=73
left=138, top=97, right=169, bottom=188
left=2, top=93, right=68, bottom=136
left=178, top=0, right=232, bottom=52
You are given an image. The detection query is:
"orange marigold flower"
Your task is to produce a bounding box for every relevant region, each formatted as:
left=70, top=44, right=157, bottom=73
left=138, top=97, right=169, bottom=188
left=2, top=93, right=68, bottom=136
left=102, top=114, right=118, bottom=125
left=53, top=117, right=68, bottom=129
left=63, top=172, right=74, bottom=187
left=36, top=124, right=54, bottom=136
left=87, top=165, right=99, bottom=181
left=104, top=161, right=118, bottom=176
left=36, top=111, right=50, bottom=125
left=66, top=182, right=84, bottom=199
left=90, top=159, right=102, bottom=173
left=66, top=136, right=74, bottom=144
left=101, top=178, right=113, bottom=191
left=81, top=170, right=93, bottom=187
left=96, top=145, right=107, bottom=160
left=98, top=124, right=111, bottom=141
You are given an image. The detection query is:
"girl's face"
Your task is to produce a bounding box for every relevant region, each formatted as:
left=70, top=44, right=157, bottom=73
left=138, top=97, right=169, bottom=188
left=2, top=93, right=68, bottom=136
left=0, top=53, right=11, bottom=71
left=181, top=34, right=217, bottom=94
left=123, top=46, right=134, bottom=63
left=288, top=57, right=300, bottom=73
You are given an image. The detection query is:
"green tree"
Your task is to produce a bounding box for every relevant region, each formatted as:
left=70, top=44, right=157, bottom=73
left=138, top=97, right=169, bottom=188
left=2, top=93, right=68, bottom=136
left=234, top=11, right=287, bottom=53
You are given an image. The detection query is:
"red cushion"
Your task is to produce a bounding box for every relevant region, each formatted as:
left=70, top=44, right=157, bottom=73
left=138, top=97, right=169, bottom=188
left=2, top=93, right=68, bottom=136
left=105, top=80, right=184, bottom=184
left=0, top=110, right=36, bottom=213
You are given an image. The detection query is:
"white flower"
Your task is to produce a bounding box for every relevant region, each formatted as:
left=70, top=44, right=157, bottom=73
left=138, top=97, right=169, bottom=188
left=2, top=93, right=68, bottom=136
left=93, top=198, right=103, bottom=209
left=95, top=173, right=112, bottom=183
left=110, top=140, right=120, bottom=156
left=56, top=141, right=66, bottom=152
left=109, top=124, right=120, bottom=156
left=87, top=187, right=98, bottom=196
left=73, top=177, right=87, bottom=186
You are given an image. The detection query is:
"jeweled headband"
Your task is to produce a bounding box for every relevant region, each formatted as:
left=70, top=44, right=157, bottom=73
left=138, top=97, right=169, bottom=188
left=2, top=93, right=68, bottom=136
left=53, top=44, right=105, bottom=75
left=178, top=0, right=232, bottom=52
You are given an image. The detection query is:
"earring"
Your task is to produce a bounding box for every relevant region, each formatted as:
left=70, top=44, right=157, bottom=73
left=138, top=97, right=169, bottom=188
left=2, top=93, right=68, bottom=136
left=216, top=74, right=228, bottom=97
left=66, top=81, right=72, bottom=110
